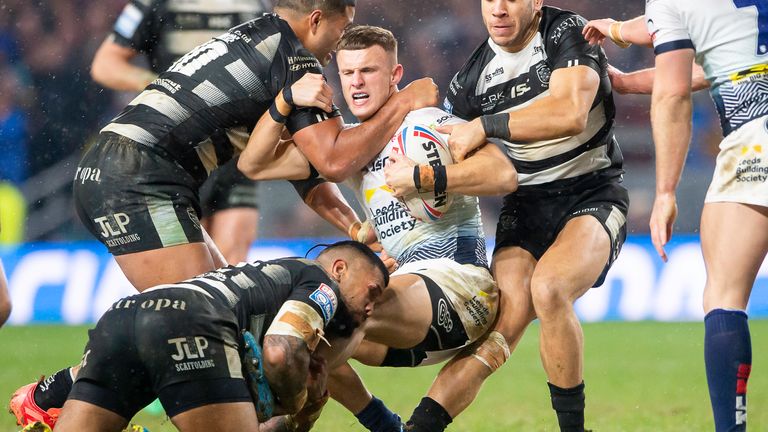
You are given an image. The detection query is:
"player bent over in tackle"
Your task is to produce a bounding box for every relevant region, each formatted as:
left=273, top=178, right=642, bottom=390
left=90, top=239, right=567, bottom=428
left=52, top=241, right=388, bottom=432
left=238, top=25, right=519, bottom=432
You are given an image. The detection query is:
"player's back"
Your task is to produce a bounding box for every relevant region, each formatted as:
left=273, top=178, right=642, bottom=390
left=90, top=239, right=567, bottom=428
left=153, top=258, right=355, bottom=341
left=101, top=13, right=330, bottom=182
left=351, top=107, right=488, bottom=268
left=647, top=0, right=768, bottom=135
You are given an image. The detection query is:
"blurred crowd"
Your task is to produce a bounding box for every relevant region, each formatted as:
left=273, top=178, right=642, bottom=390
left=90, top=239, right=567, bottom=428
left=0, top=0, right=722, bottom=241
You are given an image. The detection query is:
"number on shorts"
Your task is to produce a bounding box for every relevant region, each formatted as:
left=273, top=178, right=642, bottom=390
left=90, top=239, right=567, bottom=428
left=734, top=0, right=768, bottom=55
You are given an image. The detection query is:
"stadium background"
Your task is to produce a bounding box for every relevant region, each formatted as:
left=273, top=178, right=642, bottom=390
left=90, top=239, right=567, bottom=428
left=1, top=0, right=767, bottom=430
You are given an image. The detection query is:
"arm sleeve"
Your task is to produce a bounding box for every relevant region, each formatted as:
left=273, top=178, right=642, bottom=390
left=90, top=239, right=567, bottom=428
left=111, top=0, right=159, bottom=53
left=273, top=48, right=341, bottom=134
left=289, top=164, right=326, bottom=201
left=443, top=71, right=477, bottom=120
left=286, top=265, right=340, bottom=326
left=646, top=1, right=694, bottom=55
left=545, top=13, right=602, bottom=73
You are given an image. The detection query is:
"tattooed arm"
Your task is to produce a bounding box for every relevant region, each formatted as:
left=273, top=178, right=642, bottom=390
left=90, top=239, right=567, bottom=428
left=262, top=334, right=311, bottom=414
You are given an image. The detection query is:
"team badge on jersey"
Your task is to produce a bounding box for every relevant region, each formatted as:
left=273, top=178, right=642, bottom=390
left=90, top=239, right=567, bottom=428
left=309, top=283, right=338, bottom=322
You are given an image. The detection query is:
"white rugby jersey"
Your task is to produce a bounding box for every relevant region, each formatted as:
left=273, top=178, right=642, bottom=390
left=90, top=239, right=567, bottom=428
left=646, top=0, right=768, bottom=135
left=444, top=7, right=623, bottom=193
left=346, top=107, right=488, bottom=268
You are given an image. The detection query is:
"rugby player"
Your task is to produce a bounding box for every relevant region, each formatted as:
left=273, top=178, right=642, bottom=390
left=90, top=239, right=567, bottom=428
left=90, top=0, right=272, bottom=264
left=583, top=3, right=768, bottom=430
left=74, top=0, right=437, bottom=291
left=403, top=1, right=630, bottom=430
left=50, top=241, right=389, bottom=432
left=238, top=24, right=519, bottom=432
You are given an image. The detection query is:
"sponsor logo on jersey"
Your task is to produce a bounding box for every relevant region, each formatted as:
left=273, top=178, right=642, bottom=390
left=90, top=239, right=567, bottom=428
left=309, top=283, right=338, bottom=322
left=536, top=63, right=551, bottom=85
left=437, top=298, right=454, bottom=332
left=74, top=166, right=101, bottom=184
left=550, top=16, right=584, bottom=45
left=484, top=67, right=505, bottom=83
left=464, top=296, right=491, bottom=327
left=368, top=155, right=389, bottom=172
left=371, top=201, right=417, bottom=239
left=169, top=336, right=217, bottom=372
left=287, top=56, right=320, bottom=71
left=94, top=213, right=142, bottom=247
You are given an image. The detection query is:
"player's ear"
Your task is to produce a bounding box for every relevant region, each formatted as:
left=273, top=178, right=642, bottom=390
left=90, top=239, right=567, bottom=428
left=391, top=63, right=404, bottom=86
left=309, top=9, right=323, bottom=34
left=533, top=0, right=544, bottom=12
left=332, top=258, right=348, bottom=281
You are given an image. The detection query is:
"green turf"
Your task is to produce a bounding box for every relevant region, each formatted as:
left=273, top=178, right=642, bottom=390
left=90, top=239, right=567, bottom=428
left=1, top=321, right=766, bottom=431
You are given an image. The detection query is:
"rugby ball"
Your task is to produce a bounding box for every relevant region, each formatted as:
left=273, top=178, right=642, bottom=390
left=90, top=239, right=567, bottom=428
left=393, top=124, right=454, bottom=222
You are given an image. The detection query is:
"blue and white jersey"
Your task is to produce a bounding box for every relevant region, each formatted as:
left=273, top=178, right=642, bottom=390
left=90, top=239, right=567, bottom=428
left=346, top=107, right=488, bottom=268
left=646, top=0, right=768, bottom=135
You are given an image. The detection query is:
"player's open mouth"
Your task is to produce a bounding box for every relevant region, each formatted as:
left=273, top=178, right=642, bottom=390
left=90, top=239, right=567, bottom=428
left=352, top=92, right=369, bottom=105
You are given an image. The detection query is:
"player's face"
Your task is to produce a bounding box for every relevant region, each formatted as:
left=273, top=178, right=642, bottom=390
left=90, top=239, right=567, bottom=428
left=481, top=0, right=543, bottom=52
left=308, top=7, right=355, bottom=66
left=337, top=46, right=402, bottom=121
left=337, top=259, right=386, bottom=325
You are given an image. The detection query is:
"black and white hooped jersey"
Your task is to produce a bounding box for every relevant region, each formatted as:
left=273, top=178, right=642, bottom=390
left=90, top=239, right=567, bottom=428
left=101, top=14, right=341, bottom=182
left=646, top=0, right=768, bottom=136
left=111, top=0, right=271, bottom=73
left=444, top=6, right=623, bottom=193
left=144, top=258, right=356, bottom=341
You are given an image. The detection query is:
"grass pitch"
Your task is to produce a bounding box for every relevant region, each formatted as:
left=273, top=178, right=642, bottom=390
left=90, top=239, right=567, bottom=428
left=2, top=321, right=766, bottom=431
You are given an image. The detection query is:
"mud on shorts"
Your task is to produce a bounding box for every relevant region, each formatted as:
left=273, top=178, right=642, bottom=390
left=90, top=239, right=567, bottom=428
left=68, top=287, right=250, bottom=419
left=494, top=178, right=629, bottom=287
left=73, top=133, right=205, bottom=255
left=706, top=115, right=768, bottom=207
left=198, top=157, right=259, bottom=218
left=380, top=258, right=498, bottom=367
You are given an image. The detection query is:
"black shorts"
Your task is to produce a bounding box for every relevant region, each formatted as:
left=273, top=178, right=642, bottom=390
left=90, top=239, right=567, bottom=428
left=73, top=133, right=204, bottom=255
left=198, top=157, right=259, bottom=218
left=381, top=275, right=470, bottom=367
left=494, top=178, right=629, bottom=287
left=68, top=288, right=251, bottom=419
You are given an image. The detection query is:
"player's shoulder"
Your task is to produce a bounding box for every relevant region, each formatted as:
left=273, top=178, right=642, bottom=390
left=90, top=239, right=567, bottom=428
left=404, top=107, right=464, bottom=127
left=540, top=6, right=588, bottom=43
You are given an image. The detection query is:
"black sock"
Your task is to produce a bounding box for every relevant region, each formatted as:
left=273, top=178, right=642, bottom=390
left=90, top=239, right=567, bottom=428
left=33, top=368, right=74, bottom=411
left=549, top=381, right=585, bottom=432
left=355, top=396, right=403, bottom=432
left=405, top=397, right=452, bottom=432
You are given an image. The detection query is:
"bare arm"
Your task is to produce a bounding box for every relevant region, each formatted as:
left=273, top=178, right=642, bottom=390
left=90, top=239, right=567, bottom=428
left=263, top=334, right=311, bottom=414
left=90, top=36, right=156, bottom=92
left=583, top=15, right=652, bottom=47
left=649, top=48, right=695, bottom=261
left=303, top=182, right=362, bottom=236
left=0, top=260, right=11, bottom=327
left=610, top=62, right=709, bottom=95
left=292, top=78, right=438, bottom=182
left=442, top=65, right=600, bottom=161
left=384, top=143, right=518, bottom=197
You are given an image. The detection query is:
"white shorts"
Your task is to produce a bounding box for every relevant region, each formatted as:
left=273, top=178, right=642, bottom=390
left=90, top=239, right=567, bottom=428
left=706, top=115, right=768, bottom=206
left=393, top=258, right=498, bottom=345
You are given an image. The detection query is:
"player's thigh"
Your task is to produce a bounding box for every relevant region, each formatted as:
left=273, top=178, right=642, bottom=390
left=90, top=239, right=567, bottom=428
left=532, top=215, right=611, bottom=307
left=363, top=273, right=431, bottom=348
left=170, top=402, right=259, bottom=432
left=55, top=400, right=129, bottom=432
left=207, top=207, right=259, bottom=262
left=115, top=243, right=217, bottom=291
left=701, top=202, right=768, bottom=311
left=491, top=246, right=538, bottom=339
left=352, top=339, right=390, bottom=366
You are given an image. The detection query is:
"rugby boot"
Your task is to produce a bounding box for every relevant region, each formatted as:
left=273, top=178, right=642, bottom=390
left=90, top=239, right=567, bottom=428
left=9, top=380, right=59, bottom=429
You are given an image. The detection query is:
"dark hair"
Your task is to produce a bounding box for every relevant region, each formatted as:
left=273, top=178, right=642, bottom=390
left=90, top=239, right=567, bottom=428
left=317, top=240, right=390, bottom=287
left=337, top=25, right=398, bottom=58
left=274, top=0, right=355, bottom=16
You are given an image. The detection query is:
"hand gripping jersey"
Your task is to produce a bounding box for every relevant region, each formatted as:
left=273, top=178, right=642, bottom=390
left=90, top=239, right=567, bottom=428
left=646, top=0, right=768, bottom=136
left=101, top=14, right=340, bottom=183
left=444, top=6, right=623, bottom=194
left=347, top=107, right=488, bottom=268
left=112, top=0, right=271, bottom=73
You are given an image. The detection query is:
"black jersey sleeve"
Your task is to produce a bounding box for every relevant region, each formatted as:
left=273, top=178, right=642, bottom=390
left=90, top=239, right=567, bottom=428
left=286, top=263, right=341, bottom=326
left=443, top=70, right=478, bottom=121
left=289, top=163, right=326, bottom=201
left=111, top=0, right=161, bottom=54
left=543, top=11, right=601, bottom=74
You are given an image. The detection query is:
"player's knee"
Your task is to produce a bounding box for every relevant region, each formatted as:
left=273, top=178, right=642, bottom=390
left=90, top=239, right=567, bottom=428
left=530, top=276, right=570, bottom=315
left=468, top=331, right=510, bottom=373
